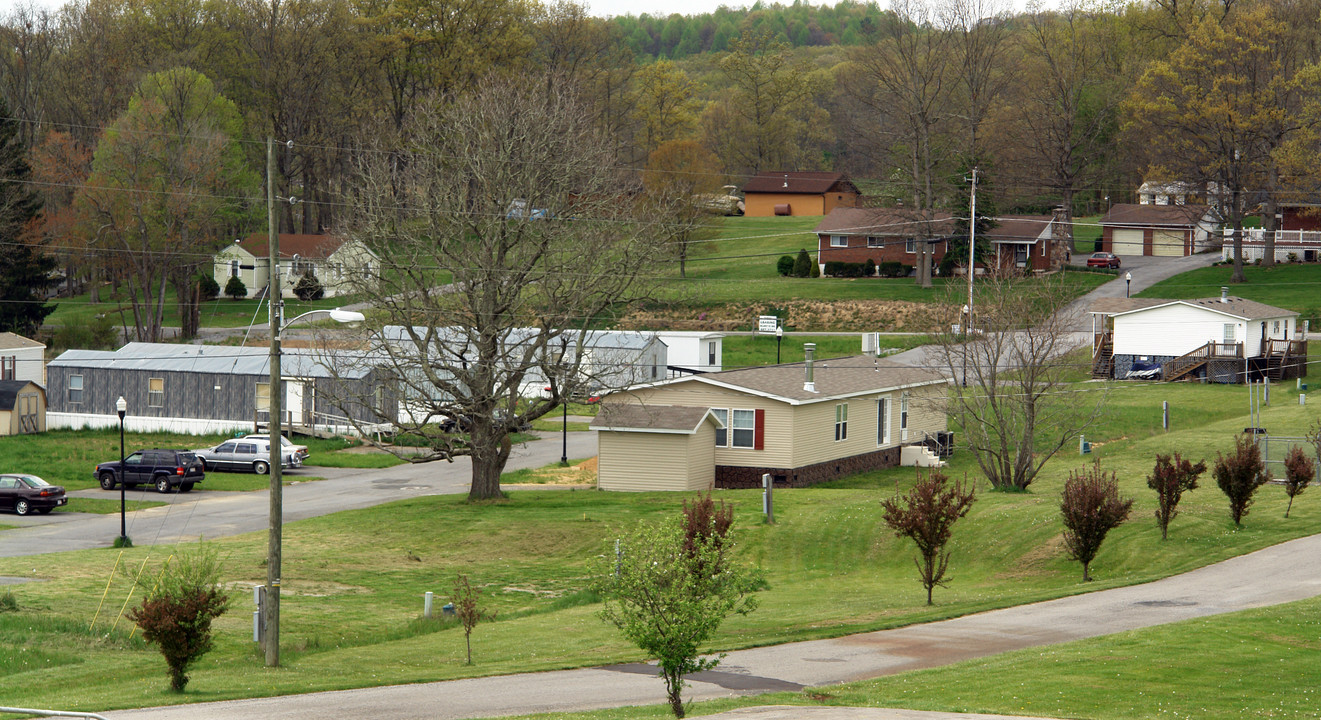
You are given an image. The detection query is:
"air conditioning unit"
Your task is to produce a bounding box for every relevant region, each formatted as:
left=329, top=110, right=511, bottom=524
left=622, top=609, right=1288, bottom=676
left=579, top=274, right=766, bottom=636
left=862, top=332, right=880, bottom=356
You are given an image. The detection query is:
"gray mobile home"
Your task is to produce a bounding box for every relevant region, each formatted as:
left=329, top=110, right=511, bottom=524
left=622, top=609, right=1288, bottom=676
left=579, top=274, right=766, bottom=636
left=46, top=343, right=394, bottom=435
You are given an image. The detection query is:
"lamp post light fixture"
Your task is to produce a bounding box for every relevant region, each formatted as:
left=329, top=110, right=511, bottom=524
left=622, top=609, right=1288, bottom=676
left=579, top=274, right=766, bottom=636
left=1125, top=271, right=1132, bottom=298
left=775, top=324, right=783, bottom=365
left=264, top=295, right=366, bottom=669
left=115, top=396, right=128, bottom=547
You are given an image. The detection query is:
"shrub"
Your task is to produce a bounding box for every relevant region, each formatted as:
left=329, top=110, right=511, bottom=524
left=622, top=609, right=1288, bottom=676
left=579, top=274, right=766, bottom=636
left=776, top=255, right=795, bottom=276
left=880, top=470, right=976, bottom=604
left=224, top=275, right=247, bottom=300
left=50, top=314, right=118, bottom=353
left=823, top=261, right=868, bottom=277
left=197, top=275, right=220, bottom=301
left=128, top=545, right=230, bottom=692
left=878, top=261, right=906, bottom=278
left=864, top=258, right=876, bottom=277
left=1214, top=434, right=1270, bottom=527
left=792, top=248, right=811, bottom=277
left=292, top=270, right=324, bottom=301
left=1147, top=452, right=1206, bottom=540
left=809, top=259, right=820, bottom=277
left=1283, top=445, right=1314, bottom=518
left=1060, top=462, right=1133, bottom=581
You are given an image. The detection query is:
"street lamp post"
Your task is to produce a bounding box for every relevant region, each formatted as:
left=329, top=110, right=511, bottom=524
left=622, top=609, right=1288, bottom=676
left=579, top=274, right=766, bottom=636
left=116, top=396, right=127, bottom=546
left=561, top=400, right=568, bottom=465
left=1125, top=271, right=1132, bottom=298
left=961, top=305, right=969, bottom=388
left=775, top=324, right=783, bottom=364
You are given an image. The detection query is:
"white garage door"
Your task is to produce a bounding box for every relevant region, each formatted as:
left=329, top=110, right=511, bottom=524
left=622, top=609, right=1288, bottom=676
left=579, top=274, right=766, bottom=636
left=1152, top=229, right=1184, bottom=256
left=1111, top=229, right=1144, bottom=256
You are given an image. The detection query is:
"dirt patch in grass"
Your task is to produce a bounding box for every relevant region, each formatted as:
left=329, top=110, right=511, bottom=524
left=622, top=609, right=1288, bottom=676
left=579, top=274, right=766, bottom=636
left=505, top=457, right=597, bottom=487
left=995, top=534, right=1067, bottom=579
left=623, top=299, right=958, bottom=332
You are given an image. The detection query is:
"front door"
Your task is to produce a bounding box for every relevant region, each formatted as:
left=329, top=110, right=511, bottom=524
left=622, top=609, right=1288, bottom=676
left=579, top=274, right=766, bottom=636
left=286, top=381, right=304, bottom=426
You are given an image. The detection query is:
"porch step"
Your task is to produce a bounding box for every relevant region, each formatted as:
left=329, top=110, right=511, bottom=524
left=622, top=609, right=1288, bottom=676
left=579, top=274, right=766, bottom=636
left=901, top=445, right=947, bottom=468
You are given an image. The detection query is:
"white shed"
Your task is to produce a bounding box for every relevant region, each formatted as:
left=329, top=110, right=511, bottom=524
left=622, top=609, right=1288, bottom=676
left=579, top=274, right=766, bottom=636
left=656, top=331, right=723, bottom=376
left=0, top=332, right=45, bottom=386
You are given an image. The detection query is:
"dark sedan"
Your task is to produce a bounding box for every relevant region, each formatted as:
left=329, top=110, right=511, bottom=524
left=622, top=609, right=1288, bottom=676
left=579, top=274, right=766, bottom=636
left=0, top=474, right=67, bottom=515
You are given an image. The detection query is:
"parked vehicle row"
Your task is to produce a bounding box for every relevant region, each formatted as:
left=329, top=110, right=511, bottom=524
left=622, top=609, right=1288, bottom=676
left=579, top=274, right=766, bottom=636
left=192, top=439, right=299, bottom=474
left=0, top=474, right=67, bottom=515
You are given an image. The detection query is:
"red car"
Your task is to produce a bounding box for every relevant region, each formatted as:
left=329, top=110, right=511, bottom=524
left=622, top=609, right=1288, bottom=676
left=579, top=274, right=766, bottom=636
left=1086, top=252, right=1121, bottom=268
left=0, top=474, right=67, bottom=515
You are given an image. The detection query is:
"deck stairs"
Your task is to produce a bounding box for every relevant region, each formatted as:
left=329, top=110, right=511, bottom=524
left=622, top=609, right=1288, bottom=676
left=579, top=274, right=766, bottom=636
left=1092, top=332, right=1114, bottom=378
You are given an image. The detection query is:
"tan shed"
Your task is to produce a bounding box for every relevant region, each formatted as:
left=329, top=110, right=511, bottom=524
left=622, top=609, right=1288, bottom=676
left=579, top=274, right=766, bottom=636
left=0, top=380, right=45, bottom=435
left=591, top=404, right=724, bottom=492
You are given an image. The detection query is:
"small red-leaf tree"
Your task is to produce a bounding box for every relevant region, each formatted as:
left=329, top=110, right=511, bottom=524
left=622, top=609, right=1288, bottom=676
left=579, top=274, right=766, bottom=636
left=451, top=572, right=495, bottom=665
left=1147, top=453, right=1207, bottom=540
left=1282, top=445, right=1315, bottom=518
left=1061, top=463, right=1133, bottom=582
left=1214, top=434, right=1271, bottom=527
left=880, top=470, right=977, bottom=605
left=128, top=545, right=230, bottom=692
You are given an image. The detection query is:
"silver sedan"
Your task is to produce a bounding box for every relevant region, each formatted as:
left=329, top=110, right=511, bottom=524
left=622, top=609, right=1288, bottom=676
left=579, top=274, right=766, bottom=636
left=193, top=440, right=299, bottom=474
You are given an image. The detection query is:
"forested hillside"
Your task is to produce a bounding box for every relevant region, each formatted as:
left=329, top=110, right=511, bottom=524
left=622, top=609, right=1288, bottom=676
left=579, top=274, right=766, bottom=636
left=1, top=0, right=1318, bottom=336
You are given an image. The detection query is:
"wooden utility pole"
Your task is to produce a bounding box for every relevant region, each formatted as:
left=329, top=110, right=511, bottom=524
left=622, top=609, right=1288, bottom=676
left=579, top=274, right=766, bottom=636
left=265, top=136, right=282, bottom=668
left=967, top=167, right=978, bottom=332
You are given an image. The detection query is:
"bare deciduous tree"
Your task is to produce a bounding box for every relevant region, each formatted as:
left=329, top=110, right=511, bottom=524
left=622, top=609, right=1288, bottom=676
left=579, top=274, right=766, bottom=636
left=333, top=76, right=668, bottom=501
left=933, top=277, right=1107, bottom=491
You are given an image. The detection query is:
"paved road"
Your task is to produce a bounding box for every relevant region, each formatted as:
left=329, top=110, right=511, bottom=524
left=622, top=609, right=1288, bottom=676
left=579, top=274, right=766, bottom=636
left=104, top=531, right=1321, bottom=720
left=0, top=431, right=597, bottom=558
left=887, top=253, right=1221, bottom=371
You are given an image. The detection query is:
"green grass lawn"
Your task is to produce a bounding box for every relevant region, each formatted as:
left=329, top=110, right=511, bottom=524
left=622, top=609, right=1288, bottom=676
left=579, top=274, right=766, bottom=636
left=1138, top=262, right=1321, bottom=323
left=1072, top=213, right=1102, bottom=253
left=721, top=333, right=932, bottom=370
left=2, top=377, right=1320, bottom=712
left=46, top=286, right=361, bottom=331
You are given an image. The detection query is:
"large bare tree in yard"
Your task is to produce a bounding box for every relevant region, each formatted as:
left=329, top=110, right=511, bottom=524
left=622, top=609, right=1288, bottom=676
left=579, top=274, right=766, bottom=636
left=934, top=277, right=1106, bottom=491
left=338, top=77, right=668, bottom=501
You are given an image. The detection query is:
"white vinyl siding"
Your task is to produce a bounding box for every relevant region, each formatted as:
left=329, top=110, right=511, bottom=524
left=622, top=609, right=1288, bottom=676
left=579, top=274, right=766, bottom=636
left=597, top=427, right=715, bottom=492
left=1110, top=304, right=1292, bottom=358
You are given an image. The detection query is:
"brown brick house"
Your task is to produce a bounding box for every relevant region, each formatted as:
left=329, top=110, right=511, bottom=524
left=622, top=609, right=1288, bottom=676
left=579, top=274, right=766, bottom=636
left=814, top=207, right=955, bottom=271
left=743, top=171, right=860, bottom=217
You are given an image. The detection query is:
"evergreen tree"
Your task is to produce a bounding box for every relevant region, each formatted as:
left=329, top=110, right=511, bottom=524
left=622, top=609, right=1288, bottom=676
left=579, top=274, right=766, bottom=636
left=0, top=97, right=54, bottom=337
left=943, top=158, right=998, bottom=275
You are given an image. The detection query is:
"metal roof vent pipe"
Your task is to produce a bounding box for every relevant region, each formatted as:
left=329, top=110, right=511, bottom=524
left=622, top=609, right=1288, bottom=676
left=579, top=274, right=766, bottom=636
left=804, top=343, right=816, bottom=393
left=1221, top=286, right=1229, bottom=303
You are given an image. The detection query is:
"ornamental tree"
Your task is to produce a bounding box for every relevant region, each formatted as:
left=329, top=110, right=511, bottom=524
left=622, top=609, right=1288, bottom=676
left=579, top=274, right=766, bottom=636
left=1147, top=452, right=1207, bottom=540
left=881, top=470, right=976, bottom=605
left=1061, top=463, right=1133, bottom=582
left=128, top=545, right=230, bottom=692
left=1214, top=434, right=1270, bottom=527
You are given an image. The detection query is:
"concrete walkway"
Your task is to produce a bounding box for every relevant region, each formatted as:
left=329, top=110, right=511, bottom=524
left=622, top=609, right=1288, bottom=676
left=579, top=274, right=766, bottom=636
left=105, top=531, right=1321, bottom=720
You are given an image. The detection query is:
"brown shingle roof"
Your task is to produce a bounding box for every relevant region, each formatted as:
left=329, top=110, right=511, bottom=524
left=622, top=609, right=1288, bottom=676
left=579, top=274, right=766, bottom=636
left=1091, top=296, right=1296, bottom=320
left=0, top=332, right=43, bottom=350
left=659, top=355, right=947, bottom=404
left=1101, top=203, right=1211, bottom=227
left=813, top=207, right=956, bottom=237
left=744, top=172, right=859, bottom=195
left=237, top=233, right=346, bottom=260
left=984, top=215, right=1052, bottom=243
left=590, top=404, right=719, bottom=433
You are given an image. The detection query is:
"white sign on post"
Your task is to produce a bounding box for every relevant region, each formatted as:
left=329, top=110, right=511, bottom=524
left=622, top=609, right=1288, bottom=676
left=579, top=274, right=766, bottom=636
left=758, top=315, right=779, bottom=334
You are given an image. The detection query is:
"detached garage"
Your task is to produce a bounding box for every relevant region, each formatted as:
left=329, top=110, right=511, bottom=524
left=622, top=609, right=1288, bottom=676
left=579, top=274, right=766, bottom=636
left=591, top=404, right=724, bottom=492
left=1101, top=204, right=1217, bottom=257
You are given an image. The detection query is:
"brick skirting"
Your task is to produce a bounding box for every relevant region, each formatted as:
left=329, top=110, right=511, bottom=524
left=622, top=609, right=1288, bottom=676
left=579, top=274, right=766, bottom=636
left=715, top=446, right=903, bottom=489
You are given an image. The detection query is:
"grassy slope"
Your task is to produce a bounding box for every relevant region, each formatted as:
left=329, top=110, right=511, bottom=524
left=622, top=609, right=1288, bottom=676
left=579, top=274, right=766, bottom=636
left=46, top=287, right=357, bottom=331
left=1138, top=262, right=1321, bottom=322
left=2, top=378, right=1320, bottom=711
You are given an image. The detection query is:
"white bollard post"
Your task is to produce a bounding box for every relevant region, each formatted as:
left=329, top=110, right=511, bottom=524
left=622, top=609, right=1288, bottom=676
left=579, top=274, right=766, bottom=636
left=424, top=591, right=434, bottom=618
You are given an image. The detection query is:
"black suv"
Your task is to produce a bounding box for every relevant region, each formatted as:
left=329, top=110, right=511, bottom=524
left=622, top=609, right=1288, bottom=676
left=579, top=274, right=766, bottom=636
left=95, top=449, right=206, bottom=493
